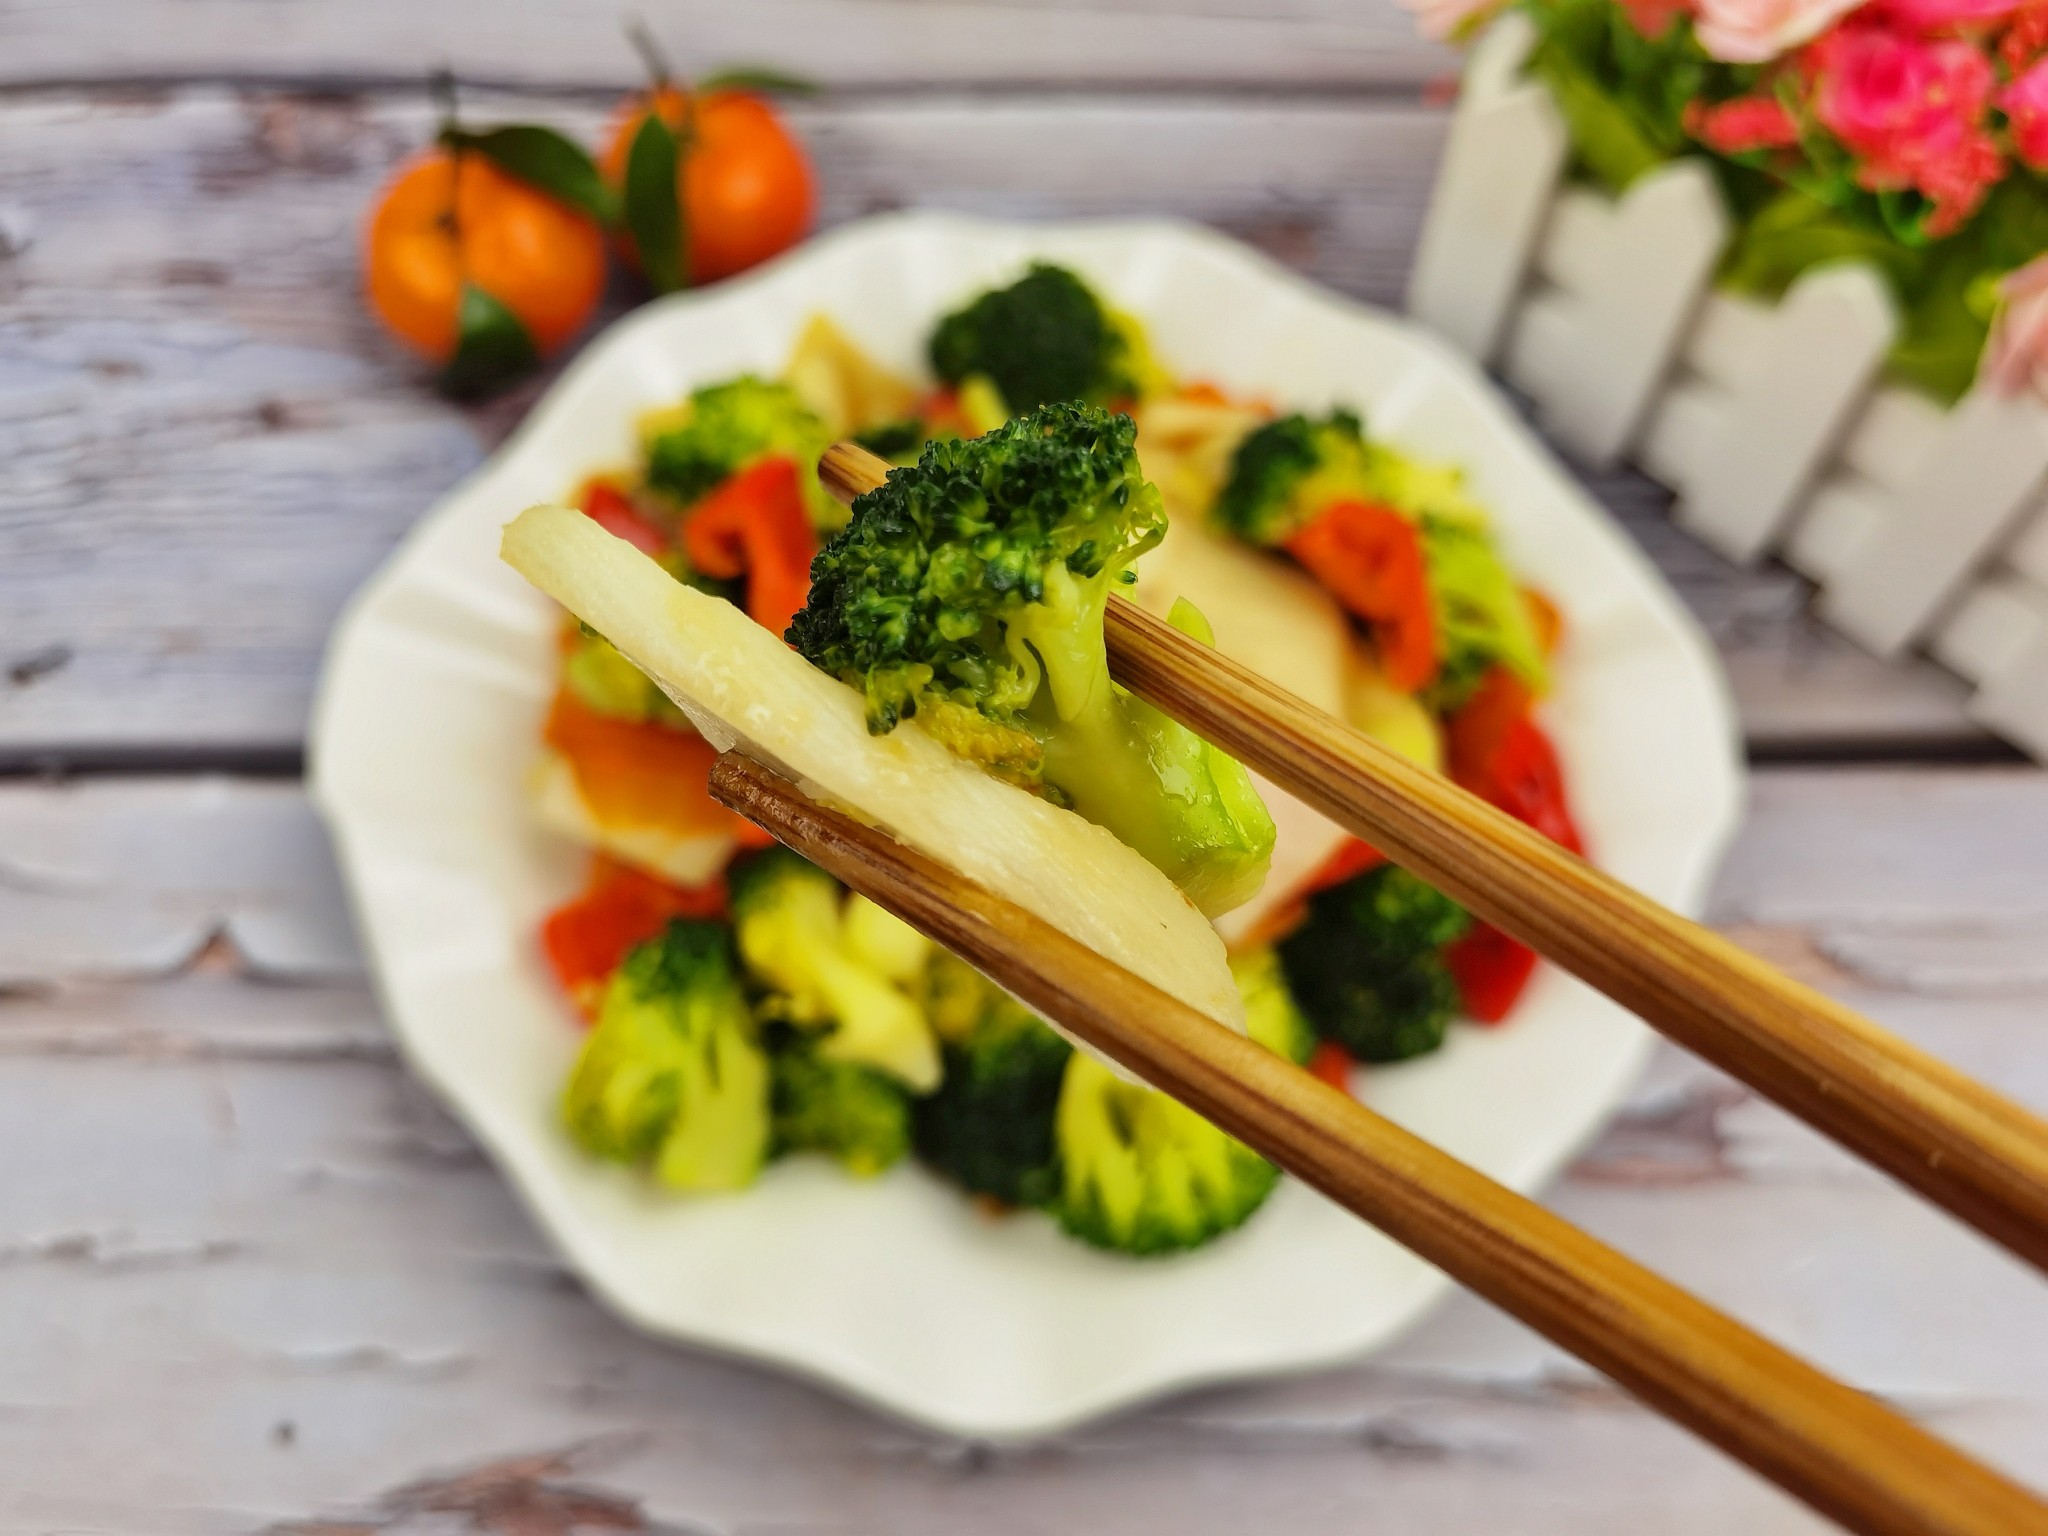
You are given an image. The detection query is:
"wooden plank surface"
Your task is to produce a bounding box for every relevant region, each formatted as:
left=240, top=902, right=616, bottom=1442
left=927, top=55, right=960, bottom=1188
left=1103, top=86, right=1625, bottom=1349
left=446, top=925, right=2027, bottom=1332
left=9, top=6, right=2039, bottom=1528
left=1, top=0, right=1452, bottom=91
left=2, top=767, right=2043, bottom=1533
left=0, top=86, right=1989, bottom=762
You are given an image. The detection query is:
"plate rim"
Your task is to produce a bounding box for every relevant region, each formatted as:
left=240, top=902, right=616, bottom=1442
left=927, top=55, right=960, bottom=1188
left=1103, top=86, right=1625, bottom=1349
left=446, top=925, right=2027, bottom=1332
left=309, top=208, right=1747, bottom=1440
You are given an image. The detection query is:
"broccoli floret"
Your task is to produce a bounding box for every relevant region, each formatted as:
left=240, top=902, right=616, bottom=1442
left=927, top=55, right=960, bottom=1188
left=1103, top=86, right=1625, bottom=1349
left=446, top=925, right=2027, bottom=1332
left=1214, top=411, right=1547, bottom=706
left=560, top=628, right=688, bottom=725
left=641, top=377, right=838, bottom=527
left=1276, top=865, right=1471, bottom=1063
left=851, top=416, right=928, bottom=462
left=1233, top=947, right=1317, bottom=1066
left=770, top=1041, right=912, bottom=1177
left=911, top=954, right=1072, bottom=1207
left=790, top=403, right=1274, bottom=915
left=928, top=263, right=1158, bottom=415
left=728, top=849, right=942, bottom=1091
left=1212, top=408, right=1377, bottom=546
left=561, top=920, right=771, bottom=1191
left=1053, top=1053, right=1279, bottom=1255
left=1420, top=514, right=1548, bottom=709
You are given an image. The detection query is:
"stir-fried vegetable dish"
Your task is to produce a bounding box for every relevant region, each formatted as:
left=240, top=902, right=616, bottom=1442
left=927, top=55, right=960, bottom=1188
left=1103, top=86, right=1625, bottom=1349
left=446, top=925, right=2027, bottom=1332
left=520, top=268, right=1580, bottom=1257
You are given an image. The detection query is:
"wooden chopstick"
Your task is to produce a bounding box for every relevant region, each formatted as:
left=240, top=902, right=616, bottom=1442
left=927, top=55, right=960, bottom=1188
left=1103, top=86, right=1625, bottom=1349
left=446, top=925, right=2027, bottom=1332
left=819, top=439, right=2048, bottom=1274
left=708, top=751, right=2048, bottom=1536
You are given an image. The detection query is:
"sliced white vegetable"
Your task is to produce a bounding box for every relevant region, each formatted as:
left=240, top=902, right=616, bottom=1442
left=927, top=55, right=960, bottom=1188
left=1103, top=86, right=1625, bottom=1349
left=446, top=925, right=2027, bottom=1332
left=528, top=749, right=737, bottom=886
left=502, top=503, right=1247, bottom=1039
left=1133, top=517, right=1350, bottom=716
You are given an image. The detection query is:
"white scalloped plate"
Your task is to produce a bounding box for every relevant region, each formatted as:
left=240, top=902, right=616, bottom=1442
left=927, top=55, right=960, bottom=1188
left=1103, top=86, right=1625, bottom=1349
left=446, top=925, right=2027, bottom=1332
left=309, top=212, right=1744, bottom=1439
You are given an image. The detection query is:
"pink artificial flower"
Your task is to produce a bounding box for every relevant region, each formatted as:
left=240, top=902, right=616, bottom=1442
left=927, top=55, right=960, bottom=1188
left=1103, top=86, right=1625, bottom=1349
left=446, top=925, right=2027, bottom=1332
left=1863, top=0, right=2021, bottom=32
left=2001, top=56, right=2048, bottom=165
left=1685, top=93, right=1805, bottom=150
left=1398, top=0, right=1509, bottom=42
left=1980, top=254, right=2048, bottom=398
left=1694, top=0, right=1865, bottom=63
left=1811, top=23, right=2005, bottom=232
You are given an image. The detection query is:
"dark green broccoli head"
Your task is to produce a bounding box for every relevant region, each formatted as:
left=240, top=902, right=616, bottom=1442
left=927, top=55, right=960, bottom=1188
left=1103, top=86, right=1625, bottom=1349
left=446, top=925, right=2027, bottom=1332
left=928, top=263, right=1144, bottom=414
left=642, top=376, right=836, bottom=526
left=850, top=416, right=930, bottom=463
left=1053, top=1054, right=1279, bottom=1256
left=770, top=1041, right=912, bottom=1178
left=1276, top=865, right=1471, bottom=1064
left=791, top=404, right=1273, bottom=916
left=790, top=402, right=1163, bottom=746
left=1213, top=408, right=1374, bottom=545
left=911, top=956, right=1072, bottom=1208
left=561, top=920, right=771, bottom=1191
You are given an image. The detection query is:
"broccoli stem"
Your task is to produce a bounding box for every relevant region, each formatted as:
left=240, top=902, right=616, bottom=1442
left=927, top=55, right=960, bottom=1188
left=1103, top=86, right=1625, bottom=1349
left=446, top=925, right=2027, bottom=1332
left=1027, top=589, right=1275, bottom=916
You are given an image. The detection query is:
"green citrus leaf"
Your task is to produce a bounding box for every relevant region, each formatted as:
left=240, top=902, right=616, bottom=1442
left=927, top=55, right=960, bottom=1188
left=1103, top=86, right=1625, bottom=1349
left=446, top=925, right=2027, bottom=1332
left=440, top=283, right=540, bottom=399
left=695, top=65, right=818, bottom=95
left=624, top=110, right=687, bottom=293
left=441, top=124, right=618, bottom=224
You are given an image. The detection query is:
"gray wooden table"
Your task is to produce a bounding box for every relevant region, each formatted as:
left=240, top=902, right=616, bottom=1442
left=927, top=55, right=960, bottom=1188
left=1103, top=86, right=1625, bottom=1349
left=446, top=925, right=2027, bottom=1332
left=3, top=5, right=2044, bottom=1531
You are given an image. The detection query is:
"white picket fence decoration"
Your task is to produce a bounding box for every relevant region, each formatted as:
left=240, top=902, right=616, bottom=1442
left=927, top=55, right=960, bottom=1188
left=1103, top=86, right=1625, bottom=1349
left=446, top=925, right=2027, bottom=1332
left=1407, top=16, right=2048, bottom=758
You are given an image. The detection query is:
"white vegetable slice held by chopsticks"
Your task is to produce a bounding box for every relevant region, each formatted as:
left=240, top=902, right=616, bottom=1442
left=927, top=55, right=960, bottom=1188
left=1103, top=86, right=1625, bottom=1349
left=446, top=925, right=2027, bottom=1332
left=501, top=501, right=1247, bottom=1040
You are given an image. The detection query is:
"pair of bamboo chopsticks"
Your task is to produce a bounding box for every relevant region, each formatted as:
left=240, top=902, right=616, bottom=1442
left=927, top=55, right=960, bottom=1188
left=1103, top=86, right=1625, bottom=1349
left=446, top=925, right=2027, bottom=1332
left=715, top=442, right=2048, bottom=1536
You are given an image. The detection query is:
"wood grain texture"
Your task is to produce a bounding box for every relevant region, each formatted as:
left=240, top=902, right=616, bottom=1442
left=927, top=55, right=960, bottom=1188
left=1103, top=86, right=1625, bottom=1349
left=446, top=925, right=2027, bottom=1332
left=708, top=751, right=2046, bottom=1536
left=1098, top=590, right=2048, bottom=1272
left=0, top=0, right=1453, bottom=90
left=1, top=769, right=2044, bottom=1533
left=0, top=86, right=1989, bottom=760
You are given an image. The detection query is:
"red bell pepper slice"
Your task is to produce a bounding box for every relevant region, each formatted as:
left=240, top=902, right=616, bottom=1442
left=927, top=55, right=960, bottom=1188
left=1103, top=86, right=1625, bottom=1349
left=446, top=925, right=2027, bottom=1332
left=682, top=456, right=818, bottom=639
left=1302, top=836, right=1386, bottom=896
left=578, top=480, right=670, bottom=557
left=1307, top=1039, right=1356, bottom=1092
left=541, top=856, right=727, bottom=1018
left=1445, top=923, right=1539, bottom=1024
left=1442, top=665, right=1585, bottom=1020
left=1282, top=500, right=1437, bottom=692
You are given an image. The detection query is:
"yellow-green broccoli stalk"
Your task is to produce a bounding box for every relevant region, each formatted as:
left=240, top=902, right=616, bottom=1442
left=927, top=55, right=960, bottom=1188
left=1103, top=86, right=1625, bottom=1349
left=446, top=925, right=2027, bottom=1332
left=561, top=920, right=771, bottom=1192
left=729, top=849, right=942, bottom=1091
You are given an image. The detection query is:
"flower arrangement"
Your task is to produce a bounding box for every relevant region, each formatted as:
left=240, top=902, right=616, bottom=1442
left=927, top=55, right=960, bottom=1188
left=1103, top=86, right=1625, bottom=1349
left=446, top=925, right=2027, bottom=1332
left=1414, top=0, right=2048, bottom=402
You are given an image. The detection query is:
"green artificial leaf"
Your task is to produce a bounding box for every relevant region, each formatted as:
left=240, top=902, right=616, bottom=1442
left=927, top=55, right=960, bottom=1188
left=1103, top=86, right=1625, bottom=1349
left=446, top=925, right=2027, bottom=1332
left=439, top=283, right=539, bottom=399
left=1527, top=42, right=1668, bottom=193
left=1890, top=263, right=1991, bottom=404
left=1884, top=180, right=2048, bottom=402
left=695, top=65, right=819, bottom=95
left=1969, top=172, right=2048, bottom=272
left=624, top=110, right=687, bottom=293
left=1719, top=188, right=1917, bottom=300
left=442, top=124, right=617, bottom=224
